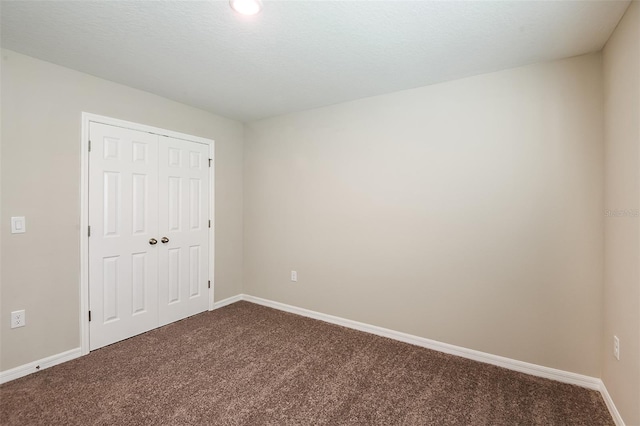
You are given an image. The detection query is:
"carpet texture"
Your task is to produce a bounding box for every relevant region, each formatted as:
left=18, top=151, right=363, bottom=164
left=1, top=301, right=613, bottom=425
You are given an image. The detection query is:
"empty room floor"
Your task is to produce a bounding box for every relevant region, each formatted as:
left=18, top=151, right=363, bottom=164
left=0, top=302, right=613, bottom=425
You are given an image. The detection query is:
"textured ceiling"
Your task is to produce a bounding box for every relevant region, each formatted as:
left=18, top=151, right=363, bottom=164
left=0, top=0, right=631, bottom=122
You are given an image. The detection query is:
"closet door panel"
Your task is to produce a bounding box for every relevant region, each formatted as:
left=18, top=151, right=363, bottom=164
left=158, top=136, right=210, bottom=326
left=89, top=122, right=159, bottom=350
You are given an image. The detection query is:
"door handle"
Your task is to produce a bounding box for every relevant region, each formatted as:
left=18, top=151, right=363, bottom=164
left=149, top=238, right=158, bottom=245
left=161, top=237, right=169, bottom=244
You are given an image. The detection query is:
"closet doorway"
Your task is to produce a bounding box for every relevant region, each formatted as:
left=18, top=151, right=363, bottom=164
left=80, top=114, right=214, bottom=352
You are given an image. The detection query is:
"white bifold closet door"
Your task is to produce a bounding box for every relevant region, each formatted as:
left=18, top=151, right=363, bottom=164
left=89, top=122, right=209, bottom=350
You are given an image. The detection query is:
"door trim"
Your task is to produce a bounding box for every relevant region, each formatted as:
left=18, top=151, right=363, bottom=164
left=79, top=113, right=215, bottom=355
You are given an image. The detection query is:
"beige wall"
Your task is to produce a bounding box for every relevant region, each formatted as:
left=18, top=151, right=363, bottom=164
left=602, top=1, right=640, bottom=424
left=244, top=53, right=604, bottom=377
left=0, top=50, right=244, bottom=371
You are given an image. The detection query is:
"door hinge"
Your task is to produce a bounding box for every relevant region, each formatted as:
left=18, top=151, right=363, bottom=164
left=88, top=140, right=91, bottom=152
left=209, top=158, right=212, bottom=167
left=88, top=226, right=91, bottom=237
left=88, top=311, right=92, bottom=322
left=208, top=220, right=211, bottom=228
left=208, top=280, right=211, bottom=289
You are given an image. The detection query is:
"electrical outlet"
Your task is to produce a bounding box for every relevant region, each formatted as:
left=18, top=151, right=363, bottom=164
left=290, top=270, right=298, bottom=282
left=613, top=335, right=620, bottom=360
left=11, top=310, right=26, bottom=328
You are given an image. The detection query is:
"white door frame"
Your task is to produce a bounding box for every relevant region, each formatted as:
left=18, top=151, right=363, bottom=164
left=79, top=112, right=215, bottom=356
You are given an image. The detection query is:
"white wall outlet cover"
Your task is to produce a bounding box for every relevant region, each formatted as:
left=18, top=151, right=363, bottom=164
left=11, top=310, right=26, bottom=328
left=11, top=217, right=26, bottom=234
left=290, top=271, right=298, bottom=282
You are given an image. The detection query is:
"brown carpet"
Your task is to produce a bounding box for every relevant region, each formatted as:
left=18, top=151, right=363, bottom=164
left=1, top=301, right=613, bottom=425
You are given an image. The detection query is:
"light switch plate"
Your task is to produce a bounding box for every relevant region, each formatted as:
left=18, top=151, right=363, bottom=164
left=11, top=217, right=26, bottom=234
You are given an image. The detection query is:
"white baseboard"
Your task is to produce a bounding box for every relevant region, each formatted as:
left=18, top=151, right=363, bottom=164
left=599, top=381, right=626, bottom=426
left=211, top=294, right=243, bottom=310
left=0, top=347, right=82, bottom=385
left=241, top=294, right=602, bottom=391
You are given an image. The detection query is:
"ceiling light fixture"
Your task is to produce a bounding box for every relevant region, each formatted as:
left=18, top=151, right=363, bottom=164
left=230, top=0, right=263, bottom=15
